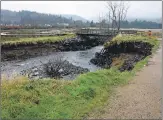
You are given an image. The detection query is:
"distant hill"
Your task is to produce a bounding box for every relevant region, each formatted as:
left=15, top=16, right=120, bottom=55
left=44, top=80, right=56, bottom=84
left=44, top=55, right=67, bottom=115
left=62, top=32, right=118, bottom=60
left=1, top=9, right=88, bottom=26
left=61, top=14, right=88, bottom=22
left=1, top=9, right=161, bottom=29
left=1, top=10, right=21, bottom=24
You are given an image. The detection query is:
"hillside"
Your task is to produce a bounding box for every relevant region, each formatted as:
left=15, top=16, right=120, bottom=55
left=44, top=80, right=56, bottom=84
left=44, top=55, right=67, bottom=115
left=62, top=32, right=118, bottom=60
left=61, top=14, right=88, bottom=22
left=1, top=9, right=161, bottom=29
left=1, top=9, right=88, bottom=26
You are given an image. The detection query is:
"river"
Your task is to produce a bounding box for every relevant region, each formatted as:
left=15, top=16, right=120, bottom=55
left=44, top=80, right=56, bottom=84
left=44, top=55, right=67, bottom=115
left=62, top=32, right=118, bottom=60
left=1, top=45, right=103, bottom=80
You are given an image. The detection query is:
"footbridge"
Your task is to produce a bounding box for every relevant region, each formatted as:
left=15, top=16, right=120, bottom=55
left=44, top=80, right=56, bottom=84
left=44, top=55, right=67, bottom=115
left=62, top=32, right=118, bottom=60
left=76, top=28, right=138, bottom=36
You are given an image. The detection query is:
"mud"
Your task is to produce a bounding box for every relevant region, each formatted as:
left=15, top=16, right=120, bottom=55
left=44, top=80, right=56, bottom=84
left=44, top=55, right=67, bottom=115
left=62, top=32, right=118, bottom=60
left=2, top=36, right=112, bottom=61
left=1, top=46, right=103, bottom=80
left=90, top=41, right=153, bottom=71
left=21, top=60, right=89, bottom=80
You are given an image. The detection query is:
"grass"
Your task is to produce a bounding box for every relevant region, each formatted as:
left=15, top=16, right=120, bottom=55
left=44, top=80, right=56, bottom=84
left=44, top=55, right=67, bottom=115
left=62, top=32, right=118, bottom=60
left=1, top=35, right=160, bottom=119
left=104, top=34, right=160, bottom=50
left=1, top=69, right=132, bottom=119
left=1, top=34, right=76, bottom=46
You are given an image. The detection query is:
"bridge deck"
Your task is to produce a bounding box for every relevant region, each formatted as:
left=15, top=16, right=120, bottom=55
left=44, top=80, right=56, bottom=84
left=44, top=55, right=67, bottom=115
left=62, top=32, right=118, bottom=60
left=76, top=29, right=138, bottom=36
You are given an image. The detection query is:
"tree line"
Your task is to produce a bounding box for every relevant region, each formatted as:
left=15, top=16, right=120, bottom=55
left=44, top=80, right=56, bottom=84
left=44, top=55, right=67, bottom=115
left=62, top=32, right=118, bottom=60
left=90, top=20, right=161, bottom=29
left=1, top=9, right=161, bottom=29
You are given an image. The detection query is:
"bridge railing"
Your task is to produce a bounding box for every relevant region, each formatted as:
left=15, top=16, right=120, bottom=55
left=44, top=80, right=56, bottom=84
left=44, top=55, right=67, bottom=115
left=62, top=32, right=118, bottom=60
left=76, top=28, right=120, bottom=35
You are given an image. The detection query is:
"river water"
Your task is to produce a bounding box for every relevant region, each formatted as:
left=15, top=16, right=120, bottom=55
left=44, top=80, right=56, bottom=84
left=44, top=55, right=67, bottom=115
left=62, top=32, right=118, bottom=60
left=1, top=45, right=103, bottom=80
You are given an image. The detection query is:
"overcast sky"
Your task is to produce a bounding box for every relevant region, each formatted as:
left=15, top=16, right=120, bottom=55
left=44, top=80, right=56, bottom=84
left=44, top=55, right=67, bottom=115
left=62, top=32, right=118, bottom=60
left=1, top=1, right=162, bottom=21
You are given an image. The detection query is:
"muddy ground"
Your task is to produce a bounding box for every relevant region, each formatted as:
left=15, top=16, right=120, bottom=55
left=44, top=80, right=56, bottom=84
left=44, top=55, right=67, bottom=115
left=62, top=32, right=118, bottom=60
left=90, top=41, right=154, bottom=71
left=2, top=36, right=112, bottom=62
left=1, top=45, right=103, bottom=80
left=2, top=35, right=112, bottom=80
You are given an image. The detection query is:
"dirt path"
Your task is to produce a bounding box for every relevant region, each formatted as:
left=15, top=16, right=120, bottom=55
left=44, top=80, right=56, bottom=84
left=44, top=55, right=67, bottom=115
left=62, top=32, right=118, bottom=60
left=89, top=39, right=162, bottom=119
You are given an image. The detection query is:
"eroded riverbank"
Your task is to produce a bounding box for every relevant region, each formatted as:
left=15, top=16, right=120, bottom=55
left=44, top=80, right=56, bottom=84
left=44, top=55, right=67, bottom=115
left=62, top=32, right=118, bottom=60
left=1, top=35, right=160, bottom=120
left=2, top=35, right=159, bottom=81
left=2, top=35, right=111, bottom=80
left=2, top=35, right=111, bottom=61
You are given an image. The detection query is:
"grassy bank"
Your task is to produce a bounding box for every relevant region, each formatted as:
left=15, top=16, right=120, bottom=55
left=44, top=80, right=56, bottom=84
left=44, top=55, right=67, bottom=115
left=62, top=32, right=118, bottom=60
left=1, top=34, right=76, bottom=46
left=2, top=35, right=160, bottom=119
left=104, top=35, right=160, bottom=52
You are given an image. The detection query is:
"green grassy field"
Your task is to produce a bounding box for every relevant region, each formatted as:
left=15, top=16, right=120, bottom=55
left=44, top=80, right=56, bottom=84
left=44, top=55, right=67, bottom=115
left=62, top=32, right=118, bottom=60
left=1, top=34, right=76, bottom=46
left=1, top=35, right=160, bottom=119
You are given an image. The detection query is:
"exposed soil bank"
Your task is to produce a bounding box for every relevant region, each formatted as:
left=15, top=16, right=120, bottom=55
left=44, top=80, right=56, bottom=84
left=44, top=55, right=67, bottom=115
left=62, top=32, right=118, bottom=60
left=2, top=36, right=112, bottom=61
left=88, top=44, right=162, bottom=119
left=90, top=41, right=154, bottom=71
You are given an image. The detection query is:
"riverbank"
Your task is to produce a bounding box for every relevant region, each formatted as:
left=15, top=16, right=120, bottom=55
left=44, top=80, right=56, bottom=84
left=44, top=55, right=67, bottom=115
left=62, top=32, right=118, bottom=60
left=90, top=35, right=160, bottom=71
left=1, top=34, right=75, bottom=45
left=2, top=34, right=111, bottom=61
left=1, top=34, right=75, bottom=61
left=1, top=46, right=103, bottom=80
left=1, top=35, right=160, bottom=119
left=88, top=39, right=162, bottom=119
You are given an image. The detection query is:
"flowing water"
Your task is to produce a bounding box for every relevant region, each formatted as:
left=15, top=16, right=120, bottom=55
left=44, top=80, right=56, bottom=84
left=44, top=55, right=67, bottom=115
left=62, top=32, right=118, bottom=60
left=1, top=45, right=103, bottom=80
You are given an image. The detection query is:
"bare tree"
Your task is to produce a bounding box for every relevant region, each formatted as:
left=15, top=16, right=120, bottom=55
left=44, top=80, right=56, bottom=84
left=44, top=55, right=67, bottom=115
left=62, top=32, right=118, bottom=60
left=105, top=11, right=111, bottom=32
left=98, top=13, right=103, bottom=30
left=106, top=1, right=129, bottom=31
left=98, top=13, right=109, bottom=35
